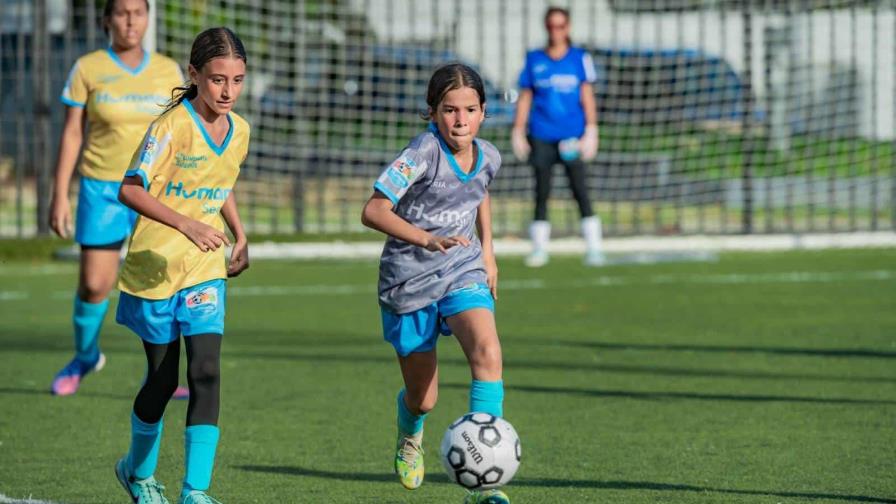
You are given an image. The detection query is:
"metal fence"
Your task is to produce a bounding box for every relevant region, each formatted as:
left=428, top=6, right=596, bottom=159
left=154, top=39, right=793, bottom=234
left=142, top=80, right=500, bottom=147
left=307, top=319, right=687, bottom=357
left=2, top=0, right=894, bottom=238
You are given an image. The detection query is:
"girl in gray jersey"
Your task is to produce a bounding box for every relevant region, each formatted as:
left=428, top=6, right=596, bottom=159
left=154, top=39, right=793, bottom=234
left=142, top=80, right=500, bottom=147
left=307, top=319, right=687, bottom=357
left=362, top=64, right=509, bottom=504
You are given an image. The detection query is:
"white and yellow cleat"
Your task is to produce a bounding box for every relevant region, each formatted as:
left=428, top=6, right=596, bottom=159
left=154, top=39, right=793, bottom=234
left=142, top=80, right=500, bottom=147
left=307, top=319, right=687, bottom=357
left=394, top=431, right=425, bottom=490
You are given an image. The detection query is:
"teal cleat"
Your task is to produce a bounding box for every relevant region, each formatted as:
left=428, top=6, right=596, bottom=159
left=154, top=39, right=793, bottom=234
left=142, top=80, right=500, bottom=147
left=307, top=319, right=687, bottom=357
left=179, top=491, right=223, bottom=504
left=115, top=456, right=170, bottom=504
left=464, top=489, right=510, bottom=504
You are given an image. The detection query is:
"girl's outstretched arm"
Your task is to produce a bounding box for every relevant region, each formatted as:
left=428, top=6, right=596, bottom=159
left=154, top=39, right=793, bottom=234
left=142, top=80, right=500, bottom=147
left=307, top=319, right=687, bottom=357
left=361, top=192, right=469, bottom=254
left=476, top=191, right=498, bottom=300
left=119, top=176, right=230, bottom=252
left=220, top=191, right=249, bottom=277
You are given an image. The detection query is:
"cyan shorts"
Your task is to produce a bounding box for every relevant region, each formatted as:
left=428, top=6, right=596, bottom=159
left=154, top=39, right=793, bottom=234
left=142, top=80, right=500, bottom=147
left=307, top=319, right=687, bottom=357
left=381, top=282, right=495, bottom=357
left=75, top=177, right=136, bottom=247
left=116, top=279, right=226, bottom=344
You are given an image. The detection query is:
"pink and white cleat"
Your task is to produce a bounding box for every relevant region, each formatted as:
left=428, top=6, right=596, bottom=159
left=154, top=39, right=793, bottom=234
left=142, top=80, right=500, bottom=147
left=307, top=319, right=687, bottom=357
left=51, top=353, right=106, bottom=396
left=172, top=385, right=190, bottom=400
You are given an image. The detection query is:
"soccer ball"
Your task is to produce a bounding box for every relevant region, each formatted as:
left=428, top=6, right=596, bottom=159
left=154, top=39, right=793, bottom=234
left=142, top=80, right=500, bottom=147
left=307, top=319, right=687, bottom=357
left=440, top=412, right=521, bottom=490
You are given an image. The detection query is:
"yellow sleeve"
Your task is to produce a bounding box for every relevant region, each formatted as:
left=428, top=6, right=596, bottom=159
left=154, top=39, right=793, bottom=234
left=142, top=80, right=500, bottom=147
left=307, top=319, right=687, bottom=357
left=60, top=61, right=89, bottom=108
left=124, top=119, right=175, bottom=189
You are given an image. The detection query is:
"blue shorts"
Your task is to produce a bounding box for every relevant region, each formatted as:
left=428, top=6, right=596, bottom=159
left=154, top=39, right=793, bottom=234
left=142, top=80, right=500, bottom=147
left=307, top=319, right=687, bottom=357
left=381, top=283, right=495, bottom=357
left=75, top=177, right=137, bottom=247
left=116, top=279, right=227, bottom=344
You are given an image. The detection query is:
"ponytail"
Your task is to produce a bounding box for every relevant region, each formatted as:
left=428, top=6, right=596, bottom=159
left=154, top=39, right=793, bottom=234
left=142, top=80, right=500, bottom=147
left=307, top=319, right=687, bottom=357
left=163, top=83, right=198, bottom=115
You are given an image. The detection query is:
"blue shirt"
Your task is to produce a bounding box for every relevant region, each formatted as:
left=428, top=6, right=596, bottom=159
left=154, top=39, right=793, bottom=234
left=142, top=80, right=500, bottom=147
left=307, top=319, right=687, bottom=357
left=518, top=46, right=596, bottom=142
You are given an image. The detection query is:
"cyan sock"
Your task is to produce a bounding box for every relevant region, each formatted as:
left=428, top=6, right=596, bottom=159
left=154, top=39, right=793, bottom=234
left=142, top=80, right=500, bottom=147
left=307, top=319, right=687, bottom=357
left=127, top=411, right=163, bottom=480
left=470, top=379, right=504, bottom=417
left=397, top=389, right=426, bottom=435
left=72, top=295, right=109, bottom=365
left=182, top=424, right=220, bottom=496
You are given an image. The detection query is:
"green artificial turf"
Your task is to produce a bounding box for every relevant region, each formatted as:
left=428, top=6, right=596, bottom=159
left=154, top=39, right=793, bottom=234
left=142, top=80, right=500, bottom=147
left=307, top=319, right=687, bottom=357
left=0, top=249, right=894, bottom=503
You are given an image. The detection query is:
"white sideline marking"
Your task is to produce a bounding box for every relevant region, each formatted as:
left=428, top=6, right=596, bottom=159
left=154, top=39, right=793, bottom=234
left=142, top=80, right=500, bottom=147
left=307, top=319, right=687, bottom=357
left=0, top=493, right=62, bottom=504
left=0, top=271, right=891, bottom=302
left=248, top=232, right=896, bottom=259
left=26, top=232, right=895, bottom=264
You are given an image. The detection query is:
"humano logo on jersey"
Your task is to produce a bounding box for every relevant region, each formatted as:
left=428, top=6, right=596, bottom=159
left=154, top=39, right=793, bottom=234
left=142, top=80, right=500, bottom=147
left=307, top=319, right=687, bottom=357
left=165, top=181, right=231, bottom=201
left=95, top=92, right=167, bottom=104
left=405, top=202, right=472, bottom=228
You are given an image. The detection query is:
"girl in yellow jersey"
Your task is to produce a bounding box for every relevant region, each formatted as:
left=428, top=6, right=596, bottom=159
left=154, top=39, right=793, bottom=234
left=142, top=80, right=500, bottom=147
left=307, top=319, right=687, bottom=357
left=49, top=0, right=184, bottom=396
left=112, top=28, right=250, bottom=504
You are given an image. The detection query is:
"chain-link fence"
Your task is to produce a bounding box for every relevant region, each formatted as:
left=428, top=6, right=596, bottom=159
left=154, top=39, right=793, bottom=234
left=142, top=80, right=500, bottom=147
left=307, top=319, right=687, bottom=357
left=2, top=0, right=894, bottom=238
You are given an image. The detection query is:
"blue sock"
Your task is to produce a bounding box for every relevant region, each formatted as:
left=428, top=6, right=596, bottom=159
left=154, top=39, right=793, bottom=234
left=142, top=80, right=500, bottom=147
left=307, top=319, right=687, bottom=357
left=72, top=295, right=109, bottom=365
left=397, top=389, right=426, bottom=435
left=183, top=425, right=220, bottom=496
left=470, top=379, right=504, bottom=417
left=127, top=411, right=163, bottom=480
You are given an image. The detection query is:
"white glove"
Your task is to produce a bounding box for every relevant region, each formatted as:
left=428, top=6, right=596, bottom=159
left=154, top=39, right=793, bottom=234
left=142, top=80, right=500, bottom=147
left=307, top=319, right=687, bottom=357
left=511, top=128, right=531, bottom=162
left=580, top=124, right=599, bottom=161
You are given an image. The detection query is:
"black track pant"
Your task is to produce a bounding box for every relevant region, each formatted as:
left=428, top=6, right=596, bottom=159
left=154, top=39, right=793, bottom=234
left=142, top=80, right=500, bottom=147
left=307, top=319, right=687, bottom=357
left=529, top=136, right=594, bottom=221
left=132, top=334, right=222, bottom=426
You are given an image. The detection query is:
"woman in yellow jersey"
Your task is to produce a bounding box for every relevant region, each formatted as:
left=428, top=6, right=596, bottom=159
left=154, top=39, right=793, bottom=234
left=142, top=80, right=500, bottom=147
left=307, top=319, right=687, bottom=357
left=112, top=27, right=249, bottom=504
left=49, top=0, right=185, bottom=396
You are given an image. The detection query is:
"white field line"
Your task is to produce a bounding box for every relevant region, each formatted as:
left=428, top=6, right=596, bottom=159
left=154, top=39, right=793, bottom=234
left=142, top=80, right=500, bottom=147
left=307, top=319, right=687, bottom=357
left=0, top=270, right=892, bottom=302
left=6, top=232, right=892, bottom=267
left=248, top=232, right=896, bottom=259
left=0, top=494, right=63, bottom=504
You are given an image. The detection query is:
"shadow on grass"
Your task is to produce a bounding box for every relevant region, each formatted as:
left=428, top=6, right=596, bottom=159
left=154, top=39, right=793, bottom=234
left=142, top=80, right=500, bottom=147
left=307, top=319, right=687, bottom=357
left=226, top=350, right=896, bottom=386
left=520, top=339, right=896, bottom=360
left=442, top=383, right=896, bottom=406
left=0, top=331, right=896, bottom=383
left=236, top=465, right=896, bottom=503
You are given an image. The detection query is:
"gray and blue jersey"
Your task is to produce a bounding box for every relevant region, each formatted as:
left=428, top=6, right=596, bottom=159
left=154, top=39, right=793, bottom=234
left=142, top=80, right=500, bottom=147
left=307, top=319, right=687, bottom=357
left=373, top=124, right=501, bottom=314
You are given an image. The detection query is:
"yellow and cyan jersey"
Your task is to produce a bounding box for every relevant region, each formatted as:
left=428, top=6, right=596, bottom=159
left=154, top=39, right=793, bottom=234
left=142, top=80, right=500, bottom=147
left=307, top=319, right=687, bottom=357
left=61, top=47, right=183, bottom=181
left=119, top=100, right=251, bottom=300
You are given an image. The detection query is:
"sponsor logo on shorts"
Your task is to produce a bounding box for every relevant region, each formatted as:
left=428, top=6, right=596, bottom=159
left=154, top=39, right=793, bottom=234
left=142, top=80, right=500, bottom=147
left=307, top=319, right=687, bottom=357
left=185, top=286, right=218, bottom=314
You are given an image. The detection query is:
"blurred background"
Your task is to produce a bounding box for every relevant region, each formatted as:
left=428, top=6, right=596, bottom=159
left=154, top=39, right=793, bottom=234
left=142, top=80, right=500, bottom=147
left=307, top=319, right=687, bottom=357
left=1, top=0, right=894, bottom=240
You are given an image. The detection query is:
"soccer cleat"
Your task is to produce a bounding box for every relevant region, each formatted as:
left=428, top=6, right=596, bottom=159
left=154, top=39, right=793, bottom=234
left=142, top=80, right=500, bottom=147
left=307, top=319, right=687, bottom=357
left=172, top=385, right=190, bottom=400
left=395, top=431, right=425, bottom=490
left=179, top=491, right=223, bottom=504
left=464, top=489, right=511, bottom=504
left=115, top=456, right=170, bottom=504
left=584, top=249, right=607, bottom=267
left=524, top=250, right=549, bottom=268
left=51, top=352, right=106, bottom=396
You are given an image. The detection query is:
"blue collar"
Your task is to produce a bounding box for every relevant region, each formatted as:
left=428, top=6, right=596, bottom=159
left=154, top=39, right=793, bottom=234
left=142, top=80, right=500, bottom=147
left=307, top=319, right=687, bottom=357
left=183, top=99, right=234, bottom=156
left=106, top=46, right=150, bottom=75
left=427, top=123, right=483, bottom=184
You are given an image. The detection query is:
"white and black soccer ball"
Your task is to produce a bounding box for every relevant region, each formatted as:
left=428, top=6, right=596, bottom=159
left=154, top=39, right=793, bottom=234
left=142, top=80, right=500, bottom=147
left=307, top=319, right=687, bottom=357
left=440, top=412, right=521, bottom=490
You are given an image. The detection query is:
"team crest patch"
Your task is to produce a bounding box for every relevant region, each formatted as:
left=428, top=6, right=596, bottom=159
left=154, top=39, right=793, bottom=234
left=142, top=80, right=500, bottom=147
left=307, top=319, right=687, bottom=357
left=388, top=155, right=419, bottom=183
left=139, top=135, right=158, bottom=164
left=185, top=286, right=218, bottom=314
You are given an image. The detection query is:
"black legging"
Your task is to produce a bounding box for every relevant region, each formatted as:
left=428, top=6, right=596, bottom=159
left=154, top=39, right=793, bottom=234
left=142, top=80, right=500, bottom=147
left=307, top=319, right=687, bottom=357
left=133, top=334, right=222, bottom=426
left=529, top=136, right=594, bottom=221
